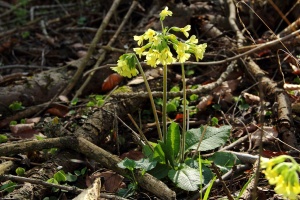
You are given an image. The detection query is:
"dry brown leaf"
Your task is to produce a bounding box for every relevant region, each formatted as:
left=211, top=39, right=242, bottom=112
left=120, top=150, right=144, bottom=160
left=196, top=94, right=213, bottom=111
left=100, top=171, right=124, bottom=193
left=10, top=123, right=39, bottom=138
left=250, top=126, right=278, bottom=147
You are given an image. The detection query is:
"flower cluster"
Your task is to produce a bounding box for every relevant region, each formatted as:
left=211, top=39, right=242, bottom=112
left=111, top=6, right=207, bottom=78
left=261, top=155, right=300, bottom=199
left=111, top=54, right=138, bottom=78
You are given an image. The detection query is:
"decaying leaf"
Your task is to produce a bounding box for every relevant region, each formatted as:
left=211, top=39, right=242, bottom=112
left=10, top=123, right=39, bottom=138
left=250, top=126, right=278, bottom=147
left=73, top=177, right=101, bottom=200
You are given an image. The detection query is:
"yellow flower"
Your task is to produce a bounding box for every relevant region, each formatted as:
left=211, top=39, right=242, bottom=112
left=134, top=35, right=144, bottom=46
left=176, top=42, right=189, bottom=53
left=186, top=35, right=198, bottom=44
left=133, top=47, right=144, bottom=58
left=159, top=48, right=175, bottom=65
left=145, top=49, right=160, bottom=67
left=111, top=54, right=139, bottom=78
left=180, top=25, right=191, bottom=38
left=144, top=29, right=156, bottom=41
left=160, top=6, right=172, bottom=21
left=177, top=51, right=191, bottom=63
left=191, top=43, right=207, bottom=61
left=152, top=34, right=162, bottom=46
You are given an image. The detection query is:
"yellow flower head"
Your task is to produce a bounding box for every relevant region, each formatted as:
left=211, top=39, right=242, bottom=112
left=111, top=54, right=139, bottom=78
left=133, top=47, right=145, bottom=58
left=187, top=35, right=198, bottom=44
left=191, top=43, right=207, bottom=61
left=180, top=25, right=191, bottom=38
left=134, top=35, right=144, bottom=46
left=144, top=29, right=156, bottom=41
left=160, top=6, right=172, bottom=21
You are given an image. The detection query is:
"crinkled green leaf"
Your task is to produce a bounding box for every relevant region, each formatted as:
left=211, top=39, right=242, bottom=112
left=185, top=125, right=231, bottom=152
left=208, top=152, right=240, bottom=173
left=168, top=165, right=203, bottom=191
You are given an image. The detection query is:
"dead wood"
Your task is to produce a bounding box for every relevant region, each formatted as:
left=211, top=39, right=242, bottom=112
left=0, top=77, right=176, bottom=199
left=0, top=67, right=71, bottom=116
left=4, top=150, right=83, bottom=200
left=244, top=58, right=297, bottom=150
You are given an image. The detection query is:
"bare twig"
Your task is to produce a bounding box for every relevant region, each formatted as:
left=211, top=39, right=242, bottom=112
left=61, top=0, right=122, bottom=96
left=73, top=0, right=138, bottom=99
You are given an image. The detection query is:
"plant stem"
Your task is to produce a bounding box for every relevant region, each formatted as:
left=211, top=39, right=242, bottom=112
left=135, top=55, right=163, bottom=141
left=162, top=64, right=168, bottom=143
left=181, top=63, right=187, bottom=162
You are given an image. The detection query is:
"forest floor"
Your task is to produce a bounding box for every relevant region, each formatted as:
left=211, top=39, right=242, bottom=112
left=0, top=0, right=300, bottom=199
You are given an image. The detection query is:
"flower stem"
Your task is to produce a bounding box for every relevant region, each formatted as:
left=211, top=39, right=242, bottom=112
left=181, top=63, right=187, bottom=162
left=162, top=64, right=168, bottom=143
left=134, top=55, right=163, bottom=141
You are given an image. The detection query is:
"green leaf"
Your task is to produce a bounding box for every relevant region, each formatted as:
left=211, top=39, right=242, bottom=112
left=0, top=134, right=8, bottom=143
left=190, top=94, right=198, bottom=101
left=212, top=104, right=221, bottom=111
left=47, top=178, right=59, bottom=192
left=86, top=101, right=95, bottom=107
left=170, top=85, right=180, bottom=92
left=203, top=176, right=217, bottom=200
left=211, top=117, right=218, bottom=126
left=16, top=167, right=25, bottom=176
left=294, top=76, right=300, bottom=84
left=66, top=172, right=77, bottom=182
left=81, top=167, right=87, bottom=175
left=134, top=158, right=157, bottom=171
left=168, top=165, right=203, bottom=191
left=47, top=178, right=58, bottom=184
left=54, top=170, right=67, bottom=183
left=148, top=163, right=169, bottom=179
left=9, top=101, right=24, bottom=111
left=185, top=158, right=213, bottom=184
left=185, top=125, right=231, bottom=152
left=118, top=158, right=136, bottom=171
left=71, top=98, right=78, bottom=106
left=10, top=121, right=17, bottom=125
left=0, top=181, right=16, bottom=193
left=74, top=170, right=81, bottom=176
left=154, top=98, right=163, bottom=106
left=166, top=102, right=177, bottom=113
left=165, top=122, right=181, bottom=167
left=142, top=145, right=154, bottom=158
left=153, top=143, right=165, bottom=163
left=208, top=152, right=240, bottom=173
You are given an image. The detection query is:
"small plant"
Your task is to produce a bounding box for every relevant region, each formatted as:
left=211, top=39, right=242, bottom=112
left=46, top=169, right=82, bottom=192
left=111, top=6, right=235, bottom=193
left=9, top=101, right=24, bottom=111
left=86, top=94, right=105, bottom=107
left=0, top=134, right=8, bottom=143
left=16, top=167, right=26, bottom=176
